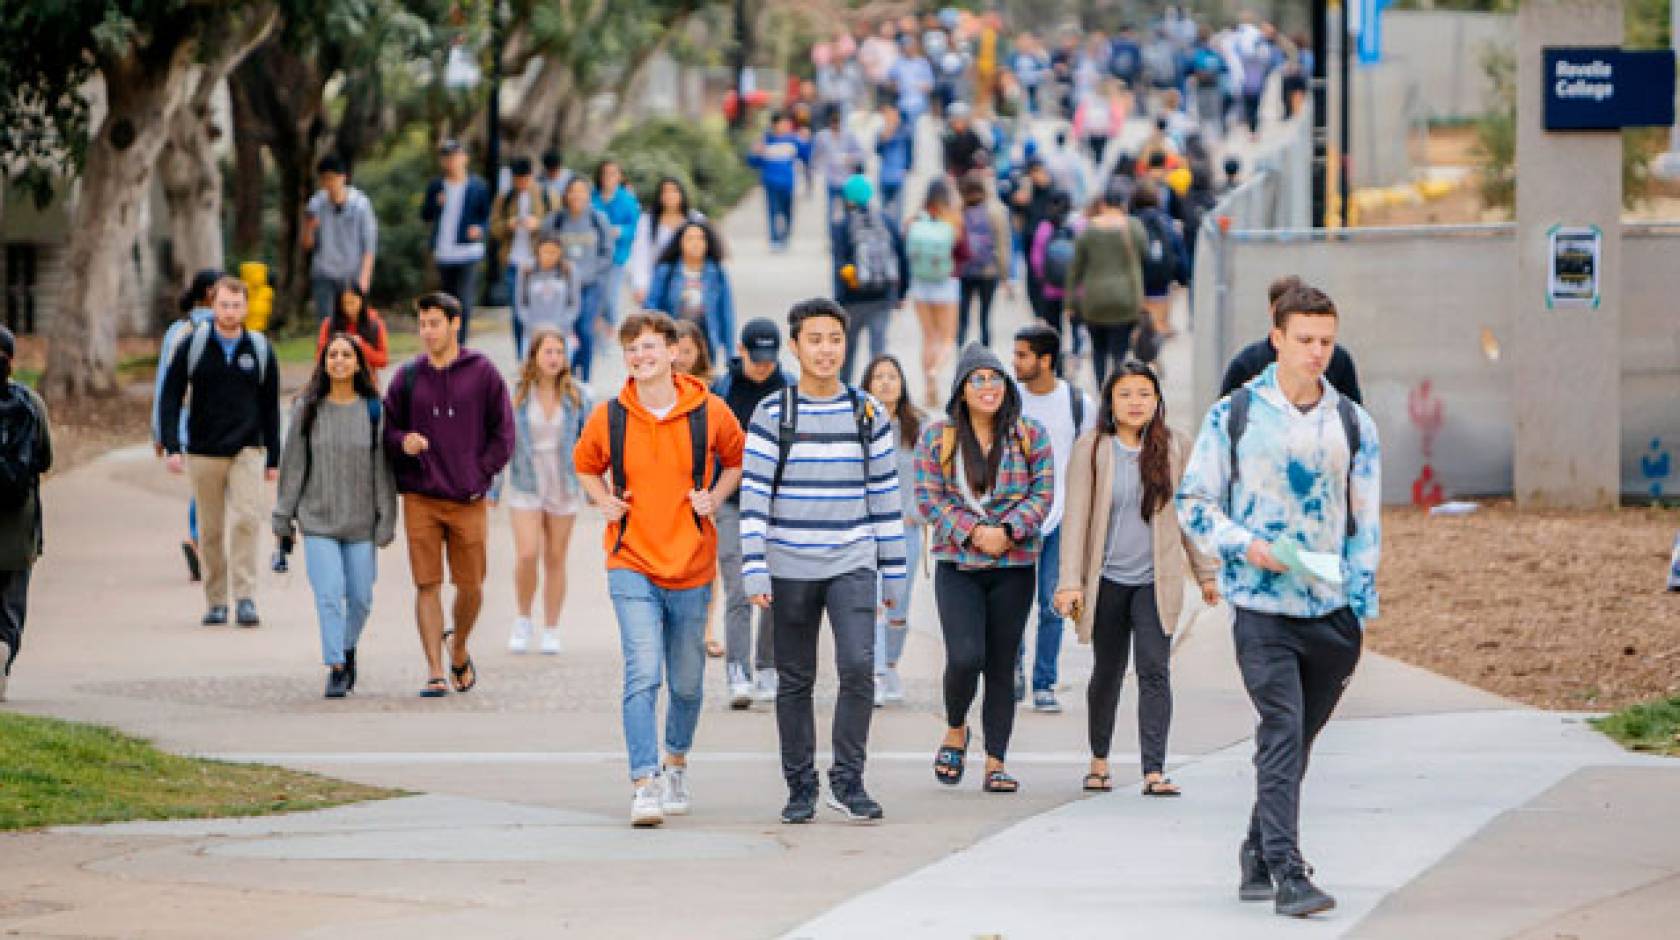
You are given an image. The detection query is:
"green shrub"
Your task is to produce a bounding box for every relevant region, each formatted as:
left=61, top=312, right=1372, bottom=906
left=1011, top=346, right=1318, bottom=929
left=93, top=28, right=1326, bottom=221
left=599, top=117, right=755, bottom=219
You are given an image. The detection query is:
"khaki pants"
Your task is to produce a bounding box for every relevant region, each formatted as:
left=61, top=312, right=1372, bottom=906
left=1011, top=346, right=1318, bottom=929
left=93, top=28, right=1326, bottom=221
left=189, top=448, right=265, bottom=608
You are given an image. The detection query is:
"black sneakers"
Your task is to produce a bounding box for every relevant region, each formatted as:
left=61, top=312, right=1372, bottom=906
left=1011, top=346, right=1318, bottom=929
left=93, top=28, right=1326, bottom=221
left=781, top=779, right=819, bottom=824
left=1238, top=841, right=1274, bottom=902
left=825, top=778, right=884, bottom=823
left=344, top=647, right=358, bottom=693
left=1273, top=864, right=1336, bottom=918
left=235, top=598, right=260, bottom=627
left=202, top=605, right=228, bottom=626
left=325, top=666, right=351, bottom=699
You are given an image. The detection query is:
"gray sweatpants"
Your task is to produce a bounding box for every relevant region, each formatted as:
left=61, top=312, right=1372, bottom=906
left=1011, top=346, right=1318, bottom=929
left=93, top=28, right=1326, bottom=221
left=715, top=500, right=773, bottom=672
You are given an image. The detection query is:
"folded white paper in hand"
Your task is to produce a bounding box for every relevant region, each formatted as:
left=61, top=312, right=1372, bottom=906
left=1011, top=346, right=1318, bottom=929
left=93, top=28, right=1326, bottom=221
left=1271, top=540, right=1345, bottom=585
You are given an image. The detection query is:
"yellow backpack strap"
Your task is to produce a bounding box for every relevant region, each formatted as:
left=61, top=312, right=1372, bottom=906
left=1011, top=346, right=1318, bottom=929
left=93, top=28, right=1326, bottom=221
left=939, top=424, right=957, bottom=471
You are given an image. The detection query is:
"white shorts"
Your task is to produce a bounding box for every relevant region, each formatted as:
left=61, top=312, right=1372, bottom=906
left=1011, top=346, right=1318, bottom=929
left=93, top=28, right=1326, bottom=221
left=907, top=278, right=960, bottom=304
left=504, top=487, right=581, bottom=518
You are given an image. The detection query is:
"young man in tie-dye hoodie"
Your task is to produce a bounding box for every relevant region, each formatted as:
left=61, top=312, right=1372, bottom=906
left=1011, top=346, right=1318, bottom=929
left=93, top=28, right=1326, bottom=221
left=1176, top=284, right=1382, bottom=920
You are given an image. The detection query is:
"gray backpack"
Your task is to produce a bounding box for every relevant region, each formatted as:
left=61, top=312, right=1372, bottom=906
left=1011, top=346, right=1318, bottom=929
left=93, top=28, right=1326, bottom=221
left=185, top=321, right=270, bottom=384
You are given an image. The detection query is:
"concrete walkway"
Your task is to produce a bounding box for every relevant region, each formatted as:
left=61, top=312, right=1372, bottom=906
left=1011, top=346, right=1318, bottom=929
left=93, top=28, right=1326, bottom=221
left=3, top=113, right=1679, bottom=939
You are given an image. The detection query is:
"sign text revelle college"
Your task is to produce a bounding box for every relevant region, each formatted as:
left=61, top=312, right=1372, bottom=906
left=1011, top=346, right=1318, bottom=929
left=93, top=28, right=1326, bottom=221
left=1543, top=47, right=1675, bottom=131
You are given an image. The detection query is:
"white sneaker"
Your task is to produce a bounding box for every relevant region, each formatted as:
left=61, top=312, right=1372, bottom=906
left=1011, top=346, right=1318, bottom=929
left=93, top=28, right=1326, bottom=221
left=882, top=666, right=905, bottom=703
left=631, top=782, right=665, bottom=828
left=727, top=663, right=753, bottom=710
left=873, top=672, right=887, bottom=708
left=539, top=627, right=562, bottom=655
left=508, top=617, right=533, bottom=654
left=661, top=765, right=691, bottom=815
left=753, top=668, right=778, bottom=703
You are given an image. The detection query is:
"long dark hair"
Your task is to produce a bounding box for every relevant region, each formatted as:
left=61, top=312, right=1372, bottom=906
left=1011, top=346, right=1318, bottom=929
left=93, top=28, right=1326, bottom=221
left=331, top=283, right=380, bottom=347
left=657, top=220, right=726, bottom=267
left=862, top=354, right=922, bottom=448
left=646, top=176, right=692, bottom=221
left=1096, top=360, right=1172, bottom=520
left=298, top=332, right=380, bottom=439
left=951, top=367, right=1021, bottom=496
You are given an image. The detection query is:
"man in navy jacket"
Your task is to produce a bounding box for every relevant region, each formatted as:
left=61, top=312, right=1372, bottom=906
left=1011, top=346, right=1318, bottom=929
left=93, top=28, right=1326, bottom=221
left=421, top=139, right=492, bottom=342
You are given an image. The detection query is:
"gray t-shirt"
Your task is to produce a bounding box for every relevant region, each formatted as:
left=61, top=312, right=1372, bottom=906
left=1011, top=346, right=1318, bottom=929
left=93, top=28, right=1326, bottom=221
left=1101, top=438, right=1154, bottom=585
left=307, top=187, right=378, bottom=280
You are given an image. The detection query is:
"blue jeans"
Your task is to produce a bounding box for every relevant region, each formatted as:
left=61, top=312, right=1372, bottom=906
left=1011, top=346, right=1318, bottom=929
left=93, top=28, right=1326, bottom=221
left=599, top=263, right=626, bottom=327
left=436, top=262, right=480, bottom=344
left=504, top=264, right=525, bottom=359
left=765, top=185, right=794, bottom=247
left=571, top=283, right=602, bottom=382
left=879, top=180, right=905, bottom=222
left=876, top=522, right=922, bottom=672
left=303, top=537, right=376, bottom=666
left=1021, top=527, right=1065, bottom=691
left=607, top=568, right=712, bottom=782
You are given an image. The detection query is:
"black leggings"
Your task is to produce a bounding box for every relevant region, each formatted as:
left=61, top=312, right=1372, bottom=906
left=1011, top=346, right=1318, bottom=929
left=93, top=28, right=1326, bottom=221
left=935, top=562, right=1037, bottom=761
left=1087, top=579, right=1172, bottom=773
left=957, top=276, right=999, bottom=347
left=1087, top=321, right=1136, bottom=388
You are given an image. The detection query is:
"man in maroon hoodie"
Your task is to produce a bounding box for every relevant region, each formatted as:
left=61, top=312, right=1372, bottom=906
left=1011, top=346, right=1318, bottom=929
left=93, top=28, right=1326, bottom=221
left=384, top=292, right=515, bottom=697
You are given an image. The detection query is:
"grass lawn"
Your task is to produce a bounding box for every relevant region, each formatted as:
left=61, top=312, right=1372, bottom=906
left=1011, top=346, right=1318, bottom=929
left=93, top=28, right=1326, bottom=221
left=0, top=711, right=402, bottom=831
left=1592, top=696, right=1680, bottom=756
left=271, top=328, right=421, bottom=365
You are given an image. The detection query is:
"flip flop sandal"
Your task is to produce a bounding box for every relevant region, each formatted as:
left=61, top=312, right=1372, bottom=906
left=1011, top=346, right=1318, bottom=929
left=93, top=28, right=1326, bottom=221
left=1142, top=778, right=1183, bottom=797
left=982, top=770, right=1019, bottom=793
left=933, top=728, right=971, bottom=786
left=418, top=677, right=449, bottom=698
left=1082, top=773, right=1113, bottom=792
left=450, top=656, right=477, bottom=693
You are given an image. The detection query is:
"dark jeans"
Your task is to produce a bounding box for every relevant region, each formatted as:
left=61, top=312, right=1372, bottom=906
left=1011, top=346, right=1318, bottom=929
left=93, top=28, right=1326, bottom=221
left=436, top=262, right=481, bottom=344
left=957, top=276, right=999, bottom=348
left=1087, top=320, right=1136, bottom=388
left=765, top=185, right=794, bottom=248
left=879, top=180, right=905, bottom=222
left=570, top=283, right=601, bottom=382
left=503, top=263, right=525, bottom=358
left=1088, top=135, right=1109, bottom=166
left=841, top=302, right=893, bottom=385
left=0, top=568, right=31, bottom=675
left=1235, top=606, right=1363, bottom=868
left=1087, top=579, right=1172, bottom=772
left=772, top=570, right=878, bottom=787
left=1241, top=90, right=1264, bottom=134
left=311, top=275, right=347, bottom=323
left=935, top=562, right=1036, bottom=761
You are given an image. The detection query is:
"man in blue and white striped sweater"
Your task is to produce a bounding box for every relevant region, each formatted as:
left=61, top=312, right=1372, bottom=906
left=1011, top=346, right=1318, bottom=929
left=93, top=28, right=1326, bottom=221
left=741, top=298, right=908, bottom=825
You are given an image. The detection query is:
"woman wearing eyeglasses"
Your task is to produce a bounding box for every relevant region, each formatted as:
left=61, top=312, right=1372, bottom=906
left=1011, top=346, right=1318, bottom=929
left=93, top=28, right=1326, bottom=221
left=913, top=342, right=1054, bottom=794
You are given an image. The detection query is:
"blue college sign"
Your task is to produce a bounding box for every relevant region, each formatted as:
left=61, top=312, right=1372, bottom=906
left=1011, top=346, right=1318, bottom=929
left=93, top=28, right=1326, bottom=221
left=1543, top=47, right=1676, bottom=131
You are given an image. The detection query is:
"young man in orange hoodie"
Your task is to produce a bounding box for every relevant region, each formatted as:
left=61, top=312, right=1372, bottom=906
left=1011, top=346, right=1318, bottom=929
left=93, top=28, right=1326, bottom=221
left=575, top=311, right=746, bottom=828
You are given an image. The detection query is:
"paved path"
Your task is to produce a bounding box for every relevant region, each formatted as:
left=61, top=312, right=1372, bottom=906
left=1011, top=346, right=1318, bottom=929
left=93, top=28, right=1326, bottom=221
left=3, top=113, right=1679, bottom=939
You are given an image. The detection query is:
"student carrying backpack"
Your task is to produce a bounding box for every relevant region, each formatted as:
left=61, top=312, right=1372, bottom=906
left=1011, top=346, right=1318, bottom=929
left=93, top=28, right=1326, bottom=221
left=907, top=213, right=957, bottom=286
left=847, top=208, right=901, bottom=297
left=0, top=325, right=51, bottom=703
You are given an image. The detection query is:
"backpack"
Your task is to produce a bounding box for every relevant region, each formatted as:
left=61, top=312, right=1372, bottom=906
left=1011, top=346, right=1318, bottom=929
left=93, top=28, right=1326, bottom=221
left=1068, top=385, right=1086, bottom=431
left=0, top=386, right=44, bottom=511
left=1138, top=212, right=1177, bottom=288
left=769, top=386, right=876, bottom=497
left=1226, top=387, right=1362, bottom=538
left=960, top=205, right=998, bottom=279
left=847, top=210, right=900, bottom=295
left=186, top=322, right=270, bottom=384
left=606, top=399, right=709, bottom=554
left=1042, top=222, right=1077, bottom=287
left=907, top=215, right=955, bottom=284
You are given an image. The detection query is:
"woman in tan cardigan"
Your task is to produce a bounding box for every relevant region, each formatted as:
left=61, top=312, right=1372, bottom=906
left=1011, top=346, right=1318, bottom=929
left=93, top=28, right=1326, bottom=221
left=1053, top=361, right=1219, bottom=795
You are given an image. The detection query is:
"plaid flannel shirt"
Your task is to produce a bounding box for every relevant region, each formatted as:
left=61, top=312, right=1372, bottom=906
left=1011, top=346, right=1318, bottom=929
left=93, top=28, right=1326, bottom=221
left=913, top=416, right=1055, bottom=569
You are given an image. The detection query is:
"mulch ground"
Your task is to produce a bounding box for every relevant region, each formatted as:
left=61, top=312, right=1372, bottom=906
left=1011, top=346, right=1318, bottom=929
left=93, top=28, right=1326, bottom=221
left=1374, top=503, right=1680, bottom=711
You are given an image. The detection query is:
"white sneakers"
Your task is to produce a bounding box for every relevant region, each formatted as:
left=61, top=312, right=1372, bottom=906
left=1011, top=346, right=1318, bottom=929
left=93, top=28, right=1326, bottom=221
left=629, top=766, right=692, bottom=827
left=753, top=667, right=778, bottom=703
left=508, top=618, right=533, bottom=654
left=630, top=782, right=664, bottom=828
left=510, top=619, right=562, bottom=655
left=728, top=663, right=753, bottom=709
left=661, top=766, right=691, bottom=815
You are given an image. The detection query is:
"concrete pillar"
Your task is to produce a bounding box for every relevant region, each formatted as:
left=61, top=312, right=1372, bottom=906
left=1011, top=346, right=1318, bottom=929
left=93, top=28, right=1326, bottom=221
left=1512, top=0, right=1623, bottom=509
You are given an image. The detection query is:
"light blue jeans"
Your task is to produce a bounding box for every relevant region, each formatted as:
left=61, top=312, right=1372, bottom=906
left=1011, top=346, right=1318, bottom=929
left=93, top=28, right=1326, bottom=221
left=875, top=522, right=922, bottom=673
left=607, top=568, right=712, bottom=782
left=303, top=537, right=376, bottom=666
left=599, top=263, right=627, bottom=327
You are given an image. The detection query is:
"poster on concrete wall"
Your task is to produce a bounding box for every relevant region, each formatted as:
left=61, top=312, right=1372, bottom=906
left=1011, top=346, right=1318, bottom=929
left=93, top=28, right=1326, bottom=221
left=1546, top=224, right=1601, bottom=308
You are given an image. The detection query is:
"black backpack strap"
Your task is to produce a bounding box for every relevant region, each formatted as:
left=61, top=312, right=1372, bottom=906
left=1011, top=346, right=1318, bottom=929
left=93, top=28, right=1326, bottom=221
left=847, top=385, right=874, bottom=484
left=687, top=404, right=708, bottom=532
left=1069, top=385, right=1085, bottom=430
left=1225, top=387, right=1251, bottom=514
left=1336, top=394, right=1361, bottom=538
left=607, top=400, right=630, bottom=553
left=771, top=386, right=798, bottom=496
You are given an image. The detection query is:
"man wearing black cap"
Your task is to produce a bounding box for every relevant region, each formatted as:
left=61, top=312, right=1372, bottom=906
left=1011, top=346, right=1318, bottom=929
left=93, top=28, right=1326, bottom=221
left=490, top=156, right=558, bottom=357
left=421, top=139, right=492, bottom=342
left=0, top=325, right=51, bottom=703
left=540, top=150, right=573, bottom=206
left=711, top=318, right=794, bottom=708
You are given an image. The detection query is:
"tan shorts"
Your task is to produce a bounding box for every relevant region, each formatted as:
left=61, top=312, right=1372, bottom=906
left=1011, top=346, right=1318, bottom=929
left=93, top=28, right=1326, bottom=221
left=403, top=493, right=488, bottom=588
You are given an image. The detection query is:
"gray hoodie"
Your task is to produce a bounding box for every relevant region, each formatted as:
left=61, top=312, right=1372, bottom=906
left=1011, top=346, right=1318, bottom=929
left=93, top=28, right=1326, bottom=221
left=946, top=342, right=1021, bottom=421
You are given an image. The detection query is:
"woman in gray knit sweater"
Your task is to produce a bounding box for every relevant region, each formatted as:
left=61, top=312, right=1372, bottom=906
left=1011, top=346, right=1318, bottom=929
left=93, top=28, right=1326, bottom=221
left=273, top=335, right=398, bottom=698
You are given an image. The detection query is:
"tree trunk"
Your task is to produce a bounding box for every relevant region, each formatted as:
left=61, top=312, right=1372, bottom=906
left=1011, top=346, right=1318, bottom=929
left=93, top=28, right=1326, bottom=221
left=44, top=45, right=200, bottom=400
left=160, top=78, right=227, bottom=304
left=229, top=76, right=267, bottom=259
